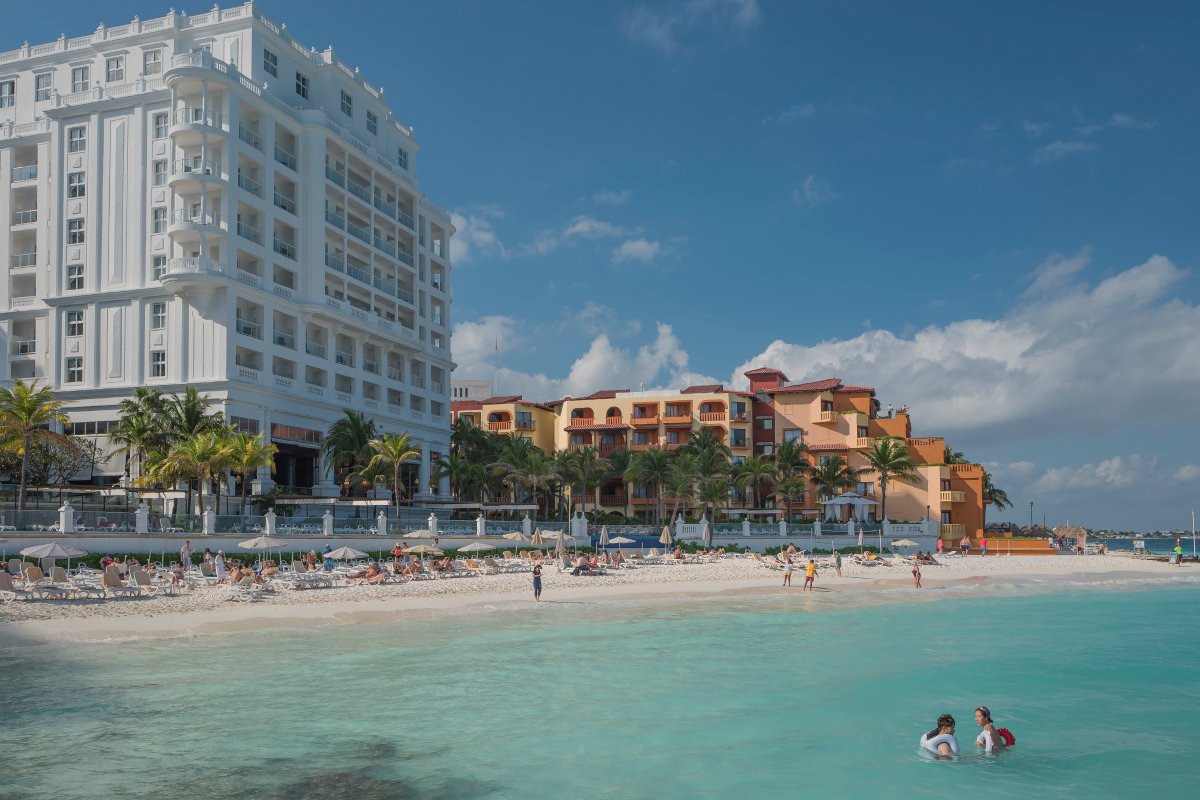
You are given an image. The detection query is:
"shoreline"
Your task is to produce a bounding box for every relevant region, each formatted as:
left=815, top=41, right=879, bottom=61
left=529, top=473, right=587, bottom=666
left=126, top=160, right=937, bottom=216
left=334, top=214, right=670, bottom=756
left=2, top=554, right=1195, bottom=644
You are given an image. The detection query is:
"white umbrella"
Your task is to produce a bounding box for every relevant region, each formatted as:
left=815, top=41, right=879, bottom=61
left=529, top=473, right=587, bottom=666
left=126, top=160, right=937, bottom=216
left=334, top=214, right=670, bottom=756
left=239, top=535, right=286, bottom=549
left=501, top=531, right=529, bottom=542
left=405, top=530, right=436, bottom=539
left=457, top=541, right=493, bottom=553
left=20, top=542, right=87, bottom=571
left=405, top=544, right=443, bottom=556
left=324, top=546, right=369, bottom=560
left=659, top=525, right=673, bottom=548
left=530, top=528, right=545, bottom=547
left=598, top=526, right=610, bottom=550
left=702, top=522, right=713, bottom=549
left=891, top=538, right=919, bottom=556
left=608, top=535, right=635, bottom=557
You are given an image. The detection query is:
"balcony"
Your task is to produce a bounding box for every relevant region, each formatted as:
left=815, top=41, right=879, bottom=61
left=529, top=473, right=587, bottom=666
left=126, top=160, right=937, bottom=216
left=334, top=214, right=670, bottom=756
left=325, top=165, right=345, bottom=187
left=410, top=374, right=425, bottom=389
left=235, top=317, right=262, bottom=339
left=940, top=523, right=965, bottom=537
left=325, top=253, right=345, bottom=274
left=818, top=411, right=837, bottom=424
left=347, top=179, right=371, bottom=204
left=9, top=339, right=36, bottom=356
left=170, top=107, right=226, bottom=145
left=335, top=350, right=355, bottom=368
left=163, top=256, right=223, bottom=279
left=630, top=439, right=657, bottom=451
left=940, top=491, right=966, bottom=503
left=397, top=209, right=415, bottom=230
left=274, top=145, right=298, bottom=172
left=363, top=359, right=380, bottom=375
left=731, top=412, right=748, bottom=422
left=238, top=125, right=262, bottom=151
left=515, top=419, right=535, bottom=431
left=662, top=411, right=692, bottom=425
left=488, top=420, right=512, bottom=432
left=698, top=411, right=725, bottom=423
left=11, top=209, right=37, bottom=225
left=273, top=331, right=296, bottom=350
left=856, top=437, right=874, bottom=448
left=630, top=415, right=660, bottom=426
left=599, top=493, right=627, bottom=507
left=567, top=417, right=597, bottom=429
left=305, top=341, right=327, bottom=359
left=237, top=173, right=262, bottom=197
left=598, top=442, right=626, bottom=457
left=346, top=220, right=372, bottom=246
left=237, top=221, right=262, bottom=245
left=273, top=237, right=297, bottom=260
left=11, top=165, right=37, bottom=182
left=169, top=160, right=225, bottom=190
left=730, top=440, right=750, bottom=451
left=169, top=209, right=223, bottom=239
left=10, top=252, right=36, bottom=269
left=387, top=367, right=402, bottom=381
left=274, top=192, right=297, bottom=215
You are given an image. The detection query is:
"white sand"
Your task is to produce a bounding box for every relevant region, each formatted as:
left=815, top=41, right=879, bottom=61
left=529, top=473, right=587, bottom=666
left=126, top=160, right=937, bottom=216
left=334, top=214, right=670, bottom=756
left=1, top=552, right=1192, bottom=644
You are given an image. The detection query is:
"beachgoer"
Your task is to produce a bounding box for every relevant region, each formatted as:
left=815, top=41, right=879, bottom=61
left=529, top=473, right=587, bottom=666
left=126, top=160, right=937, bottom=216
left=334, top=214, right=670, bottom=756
left=673, top=546, right=684, bottom=561
left=571, top=554, right=589, bottom=575
left=920, top=714, right=958, bottom=757
left=912, top=559, right=922, bottom=589
left=786, top=543, right=798, bottom=558
left=260, top=560, right=280, bottom=579
left=960, top=536, right=971, bottom=555
left=834, top=550, right=842, bottom=577
left=974, top=706, right=1007, bottom=753
left=392, top=543, right=404, bottom=559
left=936, top=538, right=944, bottom=555
left=214, top=551, right=227, bottom=583
left=1174, top=539, right=1183, bottom=566
left=782, top=558, right=793, bottom=587
left=980, top=536, right=988, bottom=556
left=180, top=540, right=192, bottom=568
left=202, top=547, right=213, bottom=564
left=322, top=544, right=334, bottom=571
left=171, top=562, right=185, bottom=586
left=532, top=563, right=543, bottom=602
left=803, top=559, right=817, bottom=591
left=304, top=550, right=317, bottom=571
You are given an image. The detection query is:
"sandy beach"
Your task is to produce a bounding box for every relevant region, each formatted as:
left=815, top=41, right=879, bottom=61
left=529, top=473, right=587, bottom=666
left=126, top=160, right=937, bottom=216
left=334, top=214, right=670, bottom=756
left=1, top=552, right=1193, bottom=644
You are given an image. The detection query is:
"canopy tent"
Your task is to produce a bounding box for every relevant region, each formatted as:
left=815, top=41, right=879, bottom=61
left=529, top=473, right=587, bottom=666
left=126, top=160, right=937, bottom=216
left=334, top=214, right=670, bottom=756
left=820, top=492, right=877, bottom=522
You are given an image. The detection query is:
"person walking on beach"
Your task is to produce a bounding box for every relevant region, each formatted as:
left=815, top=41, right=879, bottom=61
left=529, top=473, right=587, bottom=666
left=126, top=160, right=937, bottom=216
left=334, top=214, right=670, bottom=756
left=803, top=558, right=817, bottom=591
left=936, top=538, right=944, bottom=556
left=180, top=540, right=192, bottom=570
left=912, top=559, right=922, bottom=589
left=960, top=535, right=971, bottom=555
left=1174, top=539, right=1184, bottom=566
left=834, top=550, right=843, bottom=577
left=214, top=550, right=227, bottom=583
left=782, top=558, right=794, bottom=587
left=532, top=562, right=543, bottom=602
left=980, top=536, right=988, bottom=556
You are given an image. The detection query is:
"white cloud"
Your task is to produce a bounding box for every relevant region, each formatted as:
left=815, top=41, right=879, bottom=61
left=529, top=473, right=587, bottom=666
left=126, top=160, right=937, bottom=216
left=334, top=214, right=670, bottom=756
left=624, top=0, right=762, bottom=54
left=1031, top=140, right=1100, bottom=164
left=592, top=188, right=632, bottom=207
left=727, top=253, right=1199, bottom=445
left=763, top=102, right=815, bottom=126
left=1023, top=248, right=1090, bottom=296
left=1039, top=455, right=1153, bottom=491
left=792, top=175, right=836, bottom=208
left=612, top=238, right=663, bottom=264
left=1174, top=465, right=1200, bottom=482
left=449, top=207, right=506, bottom=264
left=517, top=214, right=628, bottom=257
left=1077, top=113, right=1157, bottom=136
left=1023, top=120, right=1053, bottom=138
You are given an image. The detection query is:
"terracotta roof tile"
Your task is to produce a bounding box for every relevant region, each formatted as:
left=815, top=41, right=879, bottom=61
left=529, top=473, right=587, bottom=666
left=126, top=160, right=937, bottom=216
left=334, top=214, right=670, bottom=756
left=744, top=366, right=790, bottom=379
left=768, top=377, right=842, bottom=394
left=582, top=389, right=625, bottom=400
left=480, top=395, right=522, bottom=405
left=834, top=384, right=875, bottom=395
left=451, top=400, right=482, bottom=411
left=681, top=383, right=724, bottom=394
left=807, top=443, right=850, bottom=451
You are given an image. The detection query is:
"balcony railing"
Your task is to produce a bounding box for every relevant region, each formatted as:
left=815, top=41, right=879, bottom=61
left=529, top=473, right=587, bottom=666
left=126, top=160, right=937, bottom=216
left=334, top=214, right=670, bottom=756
left=346, top=262, right=371, bottom=285
left=856, top=437, right=873, bottom=448
left=819, top=411, right=837, bottom=423
left=335, top=351, right=354, bottom=367
left=431, top=380, right=445, bottom=394
left=273, top=237, right=297, bottom=260
left=698, top=412, right=725, bottom=422
left=347, top=179, right=371, bottom=204
left=346, top=220, right=371, bottom=244
left=9, top=339, right=36, bottom=355
left=166, top=256, right=223, bottom=276
left=397, top=286, right=414, bottom=304
left=305, top=341, right=327, bottom=358
left=940, top=491, right=966, bottom=503
left=274, top=192, right=297, bottom=214
left=274, top=145, right=297, bottom=171
left=10, top=252, right=36, bottom=268
left=174, top=107, right=225, bottom=130
left=396, top=249, right=414, bottom=266
left=238, top=125, right=261, bottom=150
left=940, top=523, right=965, bottom=537
left=325, top=165, right=345, bottom=187
left=567, top=418, right=596, bottom=428
left=488, top=420, right=512, bottom=432
left=12, top=209, right=37, bottom=225
left=237, top=173, right=262, bottom=196
left=599, top=493, right=626, bottom=506
left=410, top=374, right=425, bottom=389
left=363, top=359, right=380, bottom=374
left=514, top=419, right=535, bottom=431
left=172, top=209, right=222, bottom=227
left=387, top=367, right=403, bottom=381
left=325, top=209, right=345, bottom=229
left=398, top=209, right=415, bottom=230
left=630, top=414, right=660, bottom=426
left=325, top=252, right=345, bottom=273
left=11, top=165, right=37, bottom=182
left=374, top=196, right=396, bottom=217
left=237, top=221, right=262, bottom=244
left=273, top=331, right=296, bottom=350
left=171, top=159, right=220, bottom=178
left=235, top=317, right=262, bottom=339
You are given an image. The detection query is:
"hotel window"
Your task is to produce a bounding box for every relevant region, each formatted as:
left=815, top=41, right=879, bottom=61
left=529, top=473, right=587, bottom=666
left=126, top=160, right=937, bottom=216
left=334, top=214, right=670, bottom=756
left=106, top=55, right=125, bottom=83
left=152, top=208, right=167, bottom=234
left=295, top=72, right=308, bottom=99
left=150, top=302, right=167, bottom=330
left=152, top=256, right=167, bottom=280
left=68, top=126, right=87, bottom=152
left=821, top=400, right=834, bottom=412
left=755, top=416, right=773, bottom=430
left=67, top=219, right=85, bottom=244
left=153, top=112, right=169, bottom=139
left=35, top=73, right=52, bottom=101
left=71, top=66, right=89, bottom=93
left=143, top=50, right=162, bottom=76
left=858, top=426, right=869, bottom=438
left=262, top=49, right=278, bottom=77
left=0, top=80, right=13, bottom=108
left=941, top=479, right=952, bottom=492
left=397, top=147, right=409, bottom=170
left=65, top=310, right=84, bottom=337
left=819, top=455, right=833, bottom=467
left=366, top=110, right=377, bottom=135
left=153, top=160, right=167, bottom=186
left=67, top=172, right=86, bottom=198
left=857, top=482, right=874, bottom=497
left=340, top=90, right=353, bottom=116
left=783, top=429, right=802, bottom=443
left=730, top=429, right=747, bottom=448
left=230, top=416, right=260, bottom=434
left=65, top=357, right=84, bottom=384
left=66, top=264, right=84, bottom=290
left=150, top=351, right=166, bottom=377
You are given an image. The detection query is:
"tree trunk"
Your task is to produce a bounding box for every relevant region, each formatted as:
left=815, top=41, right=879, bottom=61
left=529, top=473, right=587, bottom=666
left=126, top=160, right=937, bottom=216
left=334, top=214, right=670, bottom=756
left=880, top=477, right=888, bottom=524
left=17, top=435, right=30, bottom=511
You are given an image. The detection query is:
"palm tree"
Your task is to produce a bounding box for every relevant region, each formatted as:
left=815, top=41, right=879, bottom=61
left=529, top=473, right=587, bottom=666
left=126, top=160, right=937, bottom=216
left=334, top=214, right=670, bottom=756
left=809, top=455, right=864, bottom=506
left=683, top=427, right=731, bottom=459
left=574, top=446, right=609, bottom=517
left=109, top=412, right=161, bottom=486
left=162, top=387, right=225, bottom=442
left=666, top=452, right=699, bottom=520
left=982, top=471, right=1012, bottom=529
left=697, top=476, right=732, bottom=521
left=434, top=451, right=467, bottom=500
left=146, top=430, right=232, bottom=514
left=863, top=439, right=919, bottom=523
left=0, top=380, right=71, bottom=509
left=944, top=446, right=968, bottom=465
left=734, top=456, right=776, bottom=510
left=227, top=431, right=278, bottom=518
left=321, top=410, right=378, bottom=495
left=772, top=475, right=807, bottom=522
left=774, top=438, right=810, bottom=479
left=605, top=447, right=635, bottom=519
left=450, top=416, right=488, bottom=458
left=552, top=447, right=581, bottom=519
left=695, top=448, right=731, bottom=481
left=488, top=435, right=540, bottom=505
left=625, top=448, right=673, bottom=524
left=363, top=432, right=423, bottom=515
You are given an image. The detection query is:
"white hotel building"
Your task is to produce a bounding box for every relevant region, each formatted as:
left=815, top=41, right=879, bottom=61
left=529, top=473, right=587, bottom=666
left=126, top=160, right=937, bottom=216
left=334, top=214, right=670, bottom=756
left=0, top=3, right=454, bottom=499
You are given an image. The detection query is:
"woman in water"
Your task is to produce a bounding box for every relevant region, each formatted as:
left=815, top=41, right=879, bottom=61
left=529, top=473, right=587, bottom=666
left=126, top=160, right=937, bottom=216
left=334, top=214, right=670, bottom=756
left=974, top=706, right=1008, bottom=753
left=920, top=714, right=958, bottom=757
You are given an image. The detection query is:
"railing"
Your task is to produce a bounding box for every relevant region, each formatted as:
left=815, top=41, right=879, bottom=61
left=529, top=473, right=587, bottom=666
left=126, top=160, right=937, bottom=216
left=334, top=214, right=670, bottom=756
left=236, top=269, right=259, bottom=287
left=396, top=249, right=414, bottom=266
left=325, top=209, right=345, bottom=229
left=387, top=367, right=403, bottom=381
left=307, top=385, right=325, bottom=397
left=236, top=367, right=260, bottom=383
left=949, top=464, right=979, bottom=475
left=335, top=351, right=354, bottom=367
left=325, top=165, right=345, bottom=187
left=274, top=376, right=293, bottom=389
left=171, top=159, right=220, bottom=179
left=10, top=296, right=38, bottom=309
left=940, top=523, right=965, bottom=536
left=171, top=209, right=222, bottom=227
left=337, top=390, right=352, bottom=402
left=346, top=220, right=371, bottom=244
left=374, top=196, right=396, bottom=217
left=12, top=209, right=37, bottom=225
left=514, top=419, right=535, bottom=431
left=237, top=221, right=262, bottom=244
left=11, top=164, right=37, bottom=182
left=856, top=437, right=873, bottom=448
left=909, top=437, right=943, bottom=446
left=363, top=359, right=380, bottom=374
left=630, top=415, right=660, bottom=425
left=273, top=331, right=296, bottom=350
left=238, top=125, right=261, bottom=150
left=731, top=412, right=748, bottom=422
left=274, top=145, right=298, bottom=171
left=273, top=237, right=297, bottom=260
left=273, top=284, right=292, bottom=300
left=599, top=494, right=626, bottom=506
left=167, top=256, right=222, bottom=275
left=9, top=339, right=36, bottom=355
left=347, top=180, right=371, bottom=204
left=662, top=413, right=692, bottom=424
left=410, top=374, right=425, bottom=389
left=698, top=412, right=725, bottom=422
left=274, top=192, right=297, bottom=214
left=237, top=173, right=262, bottom=196
left=397, top=286, right=414, bottom=304
left=306, top=341, right=327, bottom=358
left=10, top=252, right=36, bottom=268
left=397, top=209, right=415, bottom=230
left=235, top=318, right=262, bottom=339
left=431, top=380, right=445, bottom=394
left=819, top=411, right=837, bottom=423
left=346, top=262, right=371, bottom=285
left=374, top=236, right=396, bottom=258
left=173, top=107, right=225, bottom=131
left=324, top=255, right=345, bottom=277
left=940, top=491, right=966, bottom=503
left=567, top=418, right=597, bottom=428
left=488, top=420, right=512, bottom=432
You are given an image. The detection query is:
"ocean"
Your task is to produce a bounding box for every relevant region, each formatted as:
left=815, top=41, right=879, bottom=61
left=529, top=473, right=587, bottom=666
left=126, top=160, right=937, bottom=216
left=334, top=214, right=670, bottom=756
left=3, top=580, right=1199, bottom=799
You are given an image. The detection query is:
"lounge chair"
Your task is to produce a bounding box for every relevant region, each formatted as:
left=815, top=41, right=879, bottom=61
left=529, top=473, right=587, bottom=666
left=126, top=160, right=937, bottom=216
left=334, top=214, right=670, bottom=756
left=130, top=570, right=159, bottom=596
left=102, top=572, right=139, bottom=598
left=226, top=575, right=267, bottom=601
left=6, top=558, right=23, bottom=575
left=462, top=559, right=492, bottom=575
left=23, top=566, right=49, bottom=585
left=0, top=572, right=34, bottom=601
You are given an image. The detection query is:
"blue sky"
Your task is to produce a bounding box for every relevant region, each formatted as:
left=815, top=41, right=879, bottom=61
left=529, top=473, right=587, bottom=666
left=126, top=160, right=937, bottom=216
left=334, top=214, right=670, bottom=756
left=12, top=1, right=1199, bottom=530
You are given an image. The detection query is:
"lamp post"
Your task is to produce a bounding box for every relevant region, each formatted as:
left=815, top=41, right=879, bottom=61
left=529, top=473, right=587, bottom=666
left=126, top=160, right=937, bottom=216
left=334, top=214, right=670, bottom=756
left=1029, top=501, right=1034, bottom=531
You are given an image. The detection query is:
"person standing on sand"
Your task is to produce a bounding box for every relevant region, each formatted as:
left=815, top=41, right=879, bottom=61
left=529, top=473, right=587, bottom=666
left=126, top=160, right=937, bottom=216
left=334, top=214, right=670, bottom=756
left=980, top=536, right=988, bottom=556
left=782, top=558, right=793, bottom=587
left=960, top=535, right=971, bottom=555
left=936, top=538, right=944, bottom=556
left=180, top=540, right=192, bottom=569
left=803, top=558, right=817, bottom=591
left=532, top=563, right=543, bottom=602
left=912, top=559, right=922, bottom=589
left=1174, top=539, right=1184, bottom=566
left=834, top=550, right=842, bottom=577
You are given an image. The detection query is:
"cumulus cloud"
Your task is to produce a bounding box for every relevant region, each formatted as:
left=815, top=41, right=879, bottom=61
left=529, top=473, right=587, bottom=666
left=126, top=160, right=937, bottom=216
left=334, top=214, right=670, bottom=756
left=449, top=207, right=507, bottom=265
left=1077, top=113, right=1157, bottom=136
left=592, top=188, right=632, bottom=207
left=1174, top=465, right=1200, bottom=482
left=612, top=238, right=663, bottom=264
left=624, top=0, right=762, bottom=54
left=792, top=175, right=836, bottom=208
left=517, top=215, right=628, bottom=257
left=453, top=320, right=715, bottom=399
left=1031, top=140, right=1100, bottom=164
left=728, top=253, right=1199, bottom=446
left=1039, top=455, right=1154, bottom=491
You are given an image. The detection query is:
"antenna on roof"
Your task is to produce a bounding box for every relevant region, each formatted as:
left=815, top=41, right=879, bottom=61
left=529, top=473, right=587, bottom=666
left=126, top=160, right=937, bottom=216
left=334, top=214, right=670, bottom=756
left=493, top=338, right=499, bottom=398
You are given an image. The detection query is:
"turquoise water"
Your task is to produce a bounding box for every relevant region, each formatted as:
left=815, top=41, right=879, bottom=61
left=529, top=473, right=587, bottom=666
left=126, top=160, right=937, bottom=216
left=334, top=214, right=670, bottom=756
left=4, top=581, right=1200, bottom=799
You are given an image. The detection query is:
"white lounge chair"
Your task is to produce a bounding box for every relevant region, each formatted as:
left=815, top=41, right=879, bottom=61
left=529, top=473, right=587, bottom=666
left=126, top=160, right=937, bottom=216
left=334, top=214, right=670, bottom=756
left=102, top=572, right=139, bottom=598
left=0, top=572, right=33, bottom=601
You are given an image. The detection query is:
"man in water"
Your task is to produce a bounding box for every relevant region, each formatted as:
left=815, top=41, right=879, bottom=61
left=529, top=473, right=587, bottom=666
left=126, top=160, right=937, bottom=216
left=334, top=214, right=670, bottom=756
left=920, top=714, right=958, bottom=757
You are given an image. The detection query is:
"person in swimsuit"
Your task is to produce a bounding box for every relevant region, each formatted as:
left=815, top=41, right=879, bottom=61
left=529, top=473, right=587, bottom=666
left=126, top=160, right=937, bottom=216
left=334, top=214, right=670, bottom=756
left=974, top=706, right=1005, bottom=753
left=921, top=714, right=958, bottom=757
left=782, top=558, right=793, bottom=587
left=980, top=536, right=988, bottom=556
left=960, top=536, right=971, bottom=555
left=834, top=550, right=842, bottom=577
left=912, top=559, right=922, bottom=589
left=532, top=563, right=543, bottom=602
left=803, top=559, right=817, bottom=591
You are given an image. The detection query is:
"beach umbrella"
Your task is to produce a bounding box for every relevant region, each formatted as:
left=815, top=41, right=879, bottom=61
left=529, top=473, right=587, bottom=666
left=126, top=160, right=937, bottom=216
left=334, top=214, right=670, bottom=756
left=608, top=535, right=635, bottom=558
left=20, top=542, right=87, bottom=571
left=457, top=541, right=493, bottom=554
left=659, top=525, right=673, bottom=550
left=702, top=522, right=713, bottom=549
left=405, top=529, right=436, bottom=539
left=405, top=544, right=443, bottom=555
left=240, top=535, right=287, bottom=570
left=891, top=538, right=919, bottom=557
left=501, top=531, right=529, bottom=543
left=530, top=528, right=545, bottom=547
left=598, top=526, right=610, bottom=551
left=324, top=546, right=369, bottom=560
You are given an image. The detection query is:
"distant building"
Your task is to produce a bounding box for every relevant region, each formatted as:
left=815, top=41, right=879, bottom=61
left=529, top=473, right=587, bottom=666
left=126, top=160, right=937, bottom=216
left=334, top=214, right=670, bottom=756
left=452, top=365, right=987, bottom=539
left=450, top=378, right=493, bottom=401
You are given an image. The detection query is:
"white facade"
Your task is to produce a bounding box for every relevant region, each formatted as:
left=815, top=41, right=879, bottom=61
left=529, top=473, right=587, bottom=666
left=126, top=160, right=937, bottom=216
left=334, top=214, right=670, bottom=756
left=0, top=2, right=453, bottom=498
left=451, top=378, right=493, bottom=401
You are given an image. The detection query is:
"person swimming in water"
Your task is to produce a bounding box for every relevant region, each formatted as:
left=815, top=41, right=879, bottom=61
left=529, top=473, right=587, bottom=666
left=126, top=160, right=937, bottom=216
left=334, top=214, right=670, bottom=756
left=974, top=706, right=1014, bottom=753
left=920, top=713, right=958, bottom=757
